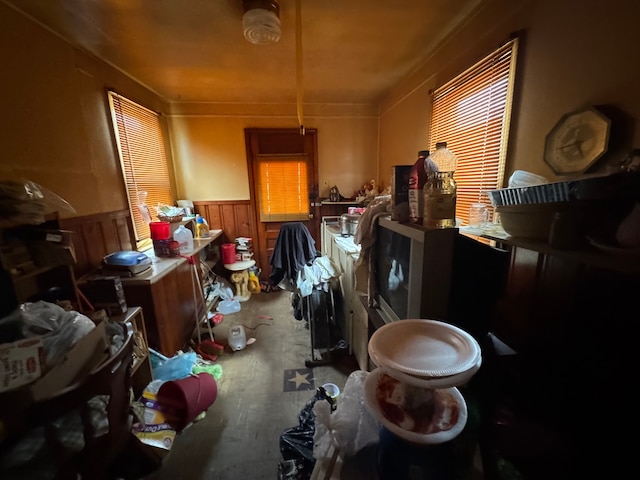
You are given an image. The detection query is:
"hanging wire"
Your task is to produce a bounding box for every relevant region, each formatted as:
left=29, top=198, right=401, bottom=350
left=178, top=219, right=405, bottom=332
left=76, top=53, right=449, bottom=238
left=295, top=0, right=305, bottom=135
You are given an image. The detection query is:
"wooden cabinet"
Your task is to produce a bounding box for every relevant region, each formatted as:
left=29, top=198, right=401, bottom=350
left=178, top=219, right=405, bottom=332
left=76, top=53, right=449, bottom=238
left=458, top=231, right=640, bottom=477
left=349, top=287, right=369, bottom=371
left=119, top=235, right=219, bottom=357
left=121, top=258, right=196, bottom=357
left=479, top=232, right=640, bottom=347
left=323, top=222, right=369, bottom=370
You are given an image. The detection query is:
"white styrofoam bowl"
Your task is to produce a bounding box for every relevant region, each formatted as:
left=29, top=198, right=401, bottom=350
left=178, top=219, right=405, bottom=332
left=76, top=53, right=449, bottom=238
left=363, top=368, right=468, bottom=445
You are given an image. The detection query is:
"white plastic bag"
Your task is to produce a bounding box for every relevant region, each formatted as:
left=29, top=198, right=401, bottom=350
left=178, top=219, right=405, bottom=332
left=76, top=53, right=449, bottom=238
left=0, top=301, right=96, bottom=370
left=312, top=370, right=381, bottom=460
left=210, top=278, right=234, bottom=301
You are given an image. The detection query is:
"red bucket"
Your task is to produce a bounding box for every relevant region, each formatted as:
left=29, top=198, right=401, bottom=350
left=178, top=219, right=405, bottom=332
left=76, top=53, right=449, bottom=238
left=157, top=373, right=217, bottom=431
left=150, top=221, right=170, bottom=240
left=221, top=243, right=237, bottom=265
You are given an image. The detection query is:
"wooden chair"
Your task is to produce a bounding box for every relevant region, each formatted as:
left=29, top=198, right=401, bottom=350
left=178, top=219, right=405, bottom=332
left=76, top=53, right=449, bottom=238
left=0, top=324, right=134, bottom=480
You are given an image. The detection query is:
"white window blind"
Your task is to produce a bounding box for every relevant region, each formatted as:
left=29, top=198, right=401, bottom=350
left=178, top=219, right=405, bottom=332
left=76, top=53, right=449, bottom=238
left=429, top=37, right=518, bottom=225
left=108, top=92, right=173, bottom=242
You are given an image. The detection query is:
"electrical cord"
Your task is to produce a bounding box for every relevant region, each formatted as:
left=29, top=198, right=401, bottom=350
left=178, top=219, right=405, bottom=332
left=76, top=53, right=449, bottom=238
left=240, top=322, right=272, bottom=332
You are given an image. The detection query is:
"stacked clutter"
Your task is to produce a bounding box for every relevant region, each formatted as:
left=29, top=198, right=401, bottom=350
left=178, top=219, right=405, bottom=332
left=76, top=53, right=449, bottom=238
left=364, top=319, right=482, bottom=478
left=234, top=237, right=254, bottom=262
left=79, top=275, right=127, bottom=316
left=133, top=373, right=218, bottom=460
left=150, top=221, right=179, bottom=257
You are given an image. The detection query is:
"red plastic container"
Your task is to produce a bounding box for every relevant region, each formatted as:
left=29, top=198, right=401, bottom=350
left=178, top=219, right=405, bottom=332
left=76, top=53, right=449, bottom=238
left=157, top=373, right=217, bottom=431
left=221, top=243, right=237, bottom=265
left=149, top=221, right=170, bottom=240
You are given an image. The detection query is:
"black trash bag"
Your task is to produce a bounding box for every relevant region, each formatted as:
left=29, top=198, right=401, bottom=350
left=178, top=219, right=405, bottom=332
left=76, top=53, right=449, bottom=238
left=278, top=387, right=334, bottom=480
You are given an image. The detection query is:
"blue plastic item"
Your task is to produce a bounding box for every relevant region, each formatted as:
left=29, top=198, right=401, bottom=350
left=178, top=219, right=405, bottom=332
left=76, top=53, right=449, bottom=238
left=152, top=351, right=198, bottom=382
left=104, top=250, right=151, bottom=266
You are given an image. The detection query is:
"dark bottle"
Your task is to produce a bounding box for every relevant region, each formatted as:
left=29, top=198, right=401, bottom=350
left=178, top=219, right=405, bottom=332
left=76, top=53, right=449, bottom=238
left=408, top=150, right=430, bottom=224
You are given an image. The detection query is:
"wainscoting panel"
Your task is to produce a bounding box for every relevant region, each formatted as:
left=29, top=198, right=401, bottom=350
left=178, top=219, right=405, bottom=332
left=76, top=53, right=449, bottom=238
left=193, top=200, right=261, bottom=271
left=61, top=202, right=261, bottom=279
left=60, top=209, right=135, bottom=277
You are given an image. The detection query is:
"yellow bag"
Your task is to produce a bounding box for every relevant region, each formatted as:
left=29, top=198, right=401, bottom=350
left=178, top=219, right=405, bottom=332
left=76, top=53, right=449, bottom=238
left=247, top=271, right=261, bottom=294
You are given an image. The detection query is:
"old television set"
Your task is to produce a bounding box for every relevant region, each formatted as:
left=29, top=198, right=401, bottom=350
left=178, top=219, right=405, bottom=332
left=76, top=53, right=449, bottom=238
left=373, top=216, right=509, bottom=340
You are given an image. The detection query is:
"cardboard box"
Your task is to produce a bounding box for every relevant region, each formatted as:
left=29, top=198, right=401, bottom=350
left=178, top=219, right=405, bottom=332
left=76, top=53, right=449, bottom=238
left=12, top=228, right=78, bottom=268
left=0, top=337, right=45, bottom=392
left=31, top=321, right=109, bottom=401
left=79, top=275, right=128, bottom=315
left=0, top=321, right=109, bottom=401
left=30, top=242, right=76, bottom=268
left=21, top=228, right=74, bottom=247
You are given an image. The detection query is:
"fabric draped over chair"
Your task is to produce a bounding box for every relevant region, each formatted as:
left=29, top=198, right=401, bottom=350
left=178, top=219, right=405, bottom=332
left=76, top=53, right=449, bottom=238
left=269, top=222, right=318, bottom=291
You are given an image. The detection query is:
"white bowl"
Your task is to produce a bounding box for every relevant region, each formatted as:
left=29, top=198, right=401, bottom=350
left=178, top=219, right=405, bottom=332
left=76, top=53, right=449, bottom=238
left=508, top=170, right=549, bottom=188
left=380, top=354, right=482, bottom=389
left=363, top=368, right=468, bottom=445
left=368, top=319, right=480, bottom=378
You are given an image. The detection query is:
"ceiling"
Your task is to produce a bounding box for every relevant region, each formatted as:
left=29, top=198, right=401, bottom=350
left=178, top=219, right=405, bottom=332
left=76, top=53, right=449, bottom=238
left=5, top=0, right=481, bottom=104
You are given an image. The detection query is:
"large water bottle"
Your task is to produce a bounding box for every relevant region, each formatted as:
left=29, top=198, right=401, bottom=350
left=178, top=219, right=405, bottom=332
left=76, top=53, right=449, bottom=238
left=424, top=142, right=458, bottom=228
left=173, top=225, right=194, bottom=254
left=430, top=141, right=458, bottom=172
left=228, top=325, right=247, bottom=351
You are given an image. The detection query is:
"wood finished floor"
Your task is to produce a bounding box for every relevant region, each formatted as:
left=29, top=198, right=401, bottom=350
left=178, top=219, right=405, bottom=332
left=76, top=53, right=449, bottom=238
left=142, top=288, right=359, bottom=480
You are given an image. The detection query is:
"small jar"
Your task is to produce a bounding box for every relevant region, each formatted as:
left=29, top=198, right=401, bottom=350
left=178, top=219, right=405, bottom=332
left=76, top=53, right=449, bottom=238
left=423, top=171, right=457, bottom=228
left=169, top=240, right=181, bottom=257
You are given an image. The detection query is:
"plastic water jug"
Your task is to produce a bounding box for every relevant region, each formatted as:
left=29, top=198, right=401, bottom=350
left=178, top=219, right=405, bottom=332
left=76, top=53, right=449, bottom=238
left=430, top=141, right=458, bottom=172
left=228, top=325, right=247, bottom=351
left=173, top=225, right=194, bottom=254
left=424, top=142, right=458, bottom=229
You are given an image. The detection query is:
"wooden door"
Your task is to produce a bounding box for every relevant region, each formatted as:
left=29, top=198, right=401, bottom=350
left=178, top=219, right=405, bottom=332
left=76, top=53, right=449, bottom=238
left=245, top=128, right=320, bottom=280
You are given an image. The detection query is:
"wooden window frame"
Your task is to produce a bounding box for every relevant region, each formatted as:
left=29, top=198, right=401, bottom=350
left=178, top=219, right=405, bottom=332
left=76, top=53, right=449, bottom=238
left=429, top=37, right=519, bottom=225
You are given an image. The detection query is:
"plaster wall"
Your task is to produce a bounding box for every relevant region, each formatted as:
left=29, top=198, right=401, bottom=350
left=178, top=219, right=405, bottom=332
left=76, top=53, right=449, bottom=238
left=167, top=103, right=378, bottom=201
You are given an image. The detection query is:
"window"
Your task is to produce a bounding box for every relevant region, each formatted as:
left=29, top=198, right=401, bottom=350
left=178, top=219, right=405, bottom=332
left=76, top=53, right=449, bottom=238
left=429, top=37, right=518, bottom=224
left=258, top=154, right=310, bottom=222
left=108, top=92, right=173, bottom=243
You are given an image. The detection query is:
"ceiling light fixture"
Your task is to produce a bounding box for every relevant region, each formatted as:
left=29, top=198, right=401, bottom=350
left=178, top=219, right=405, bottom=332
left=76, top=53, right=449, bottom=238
left=242, top=0, right=281, bottom=45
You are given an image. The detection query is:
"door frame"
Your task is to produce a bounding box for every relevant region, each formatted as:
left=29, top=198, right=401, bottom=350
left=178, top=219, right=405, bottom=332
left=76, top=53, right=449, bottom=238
left=245, top=128, right=321, bottom=280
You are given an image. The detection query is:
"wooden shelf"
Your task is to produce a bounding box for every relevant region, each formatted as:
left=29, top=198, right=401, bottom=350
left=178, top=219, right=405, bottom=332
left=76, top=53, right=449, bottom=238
left=109, top=306, right=153, bottom=396
left=1, top=219, right=80, bottom=317
left=477, top=232, right=640, bottom=275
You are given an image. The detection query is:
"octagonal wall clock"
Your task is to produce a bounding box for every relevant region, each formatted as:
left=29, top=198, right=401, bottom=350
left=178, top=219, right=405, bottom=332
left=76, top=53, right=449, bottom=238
left=543, top=106, right=611, bottom=175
